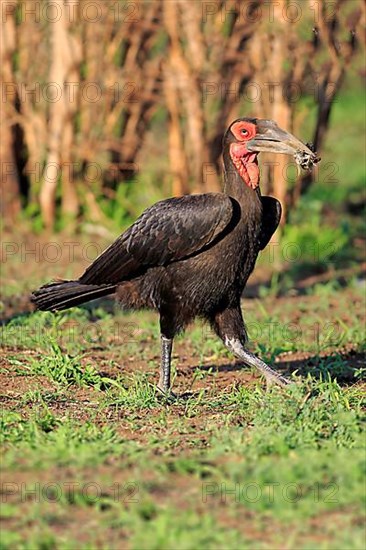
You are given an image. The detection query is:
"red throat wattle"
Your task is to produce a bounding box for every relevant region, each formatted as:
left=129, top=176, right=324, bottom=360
left=229, top=143, right=259, bottom=189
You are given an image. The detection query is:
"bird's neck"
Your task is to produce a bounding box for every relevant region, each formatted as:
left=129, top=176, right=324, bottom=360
left=223, top=150, right=262, bottom=209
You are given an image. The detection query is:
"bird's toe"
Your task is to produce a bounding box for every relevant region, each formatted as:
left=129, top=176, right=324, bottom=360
left=156, top=385, right=178, bottom=402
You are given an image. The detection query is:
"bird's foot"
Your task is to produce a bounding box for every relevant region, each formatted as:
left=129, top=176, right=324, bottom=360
left=264, top=371, right=291, bottom=390
left=156, top=385, right=178, bottom=402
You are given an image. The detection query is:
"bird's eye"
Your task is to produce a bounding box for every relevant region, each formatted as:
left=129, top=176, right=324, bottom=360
left=241, top=129, right=248, bottom=136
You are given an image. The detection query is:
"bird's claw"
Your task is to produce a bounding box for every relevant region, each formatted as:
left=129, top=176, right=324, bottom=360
left=156, top=385, right=178, bottom=402
left=265, top=372, right=291, bottom=390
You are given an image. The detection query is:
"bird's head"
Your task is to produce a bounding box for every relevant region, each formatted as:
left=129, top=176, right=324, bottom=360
left=223, top=118, right=320, bottom=190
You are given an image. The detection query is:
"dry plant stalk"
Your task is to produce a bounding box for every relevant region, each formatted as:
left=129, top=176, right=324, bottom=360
left=1, top=0, right=363, bottom=229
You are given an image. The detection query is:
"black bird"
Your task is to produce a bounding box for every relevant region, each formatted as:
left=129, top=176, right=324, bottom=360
left=32, top=118, right=318, bottom=396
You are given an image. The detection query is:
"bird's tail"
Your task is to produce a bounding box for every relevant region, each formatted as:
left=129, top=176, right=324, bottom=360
left=31, top=280, right=116, bottom=312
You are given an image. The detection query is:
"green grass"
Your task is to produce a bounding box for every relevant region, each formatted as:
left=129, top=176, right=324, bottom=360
left=1, top=284, right=365, bottom=549
left=1, top=374, right=364, bottom=549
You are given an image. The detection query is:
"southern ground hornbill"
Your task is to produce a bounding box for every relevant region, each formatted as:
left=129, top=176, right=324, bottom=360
left=32, top=118, right=319, bottom=396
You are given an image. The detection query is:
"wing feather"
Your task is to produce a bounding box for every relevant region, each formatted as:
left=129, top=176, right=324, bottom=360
left=80, top=193, right=236, bottom=284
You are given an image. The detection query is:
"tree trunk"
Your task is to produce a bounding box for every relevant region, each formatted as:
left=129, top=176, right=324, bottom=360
left=60, top=0, right=81, bottom=221
left=163, top=59, right=189, bottom=196
left=0, top=2, right=21, bottom=225
left=41, top=0, right=80, bottom=229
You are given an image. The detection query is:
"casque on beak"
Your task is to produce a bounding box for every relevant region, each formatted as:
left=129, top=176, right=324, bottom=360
left=246, top=119, right=319, bottom=170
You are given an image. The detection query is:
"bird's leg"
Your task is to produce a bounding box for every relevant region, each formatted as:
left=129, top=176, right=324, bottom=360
left=157, top=335, right=174, bottom=396
left=224, top=337, right=290, bottom=387
left=212, top=307, right=290, bottom=388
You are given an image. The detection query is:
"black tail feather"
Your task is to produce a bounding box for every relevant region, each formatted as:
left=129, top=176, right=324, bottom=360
left=31, top=280, right=116, bottom=312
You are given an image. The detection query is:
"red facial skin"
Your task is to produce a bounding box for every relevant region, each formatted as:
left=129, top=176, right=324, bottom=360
left=229, top=121, right=260, bottom=190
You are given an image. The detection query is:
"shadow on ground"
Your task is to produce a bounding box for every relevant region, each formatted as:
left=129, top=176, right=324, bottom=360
left=199, top=349, right=365, bottom=386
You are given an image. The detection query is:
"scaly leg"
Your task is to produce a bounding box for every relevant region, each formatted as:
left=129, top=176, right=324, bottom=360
left=224, top=337, right=289, bottom=387
left=212, top=307, right=290, bottom=388
left=157, top=335, right=174, bottom=395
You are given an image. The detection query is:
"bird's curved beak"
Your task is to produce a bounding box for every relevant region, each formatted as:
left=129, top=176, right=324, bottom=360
left=246, top=119, right=319, bottom=169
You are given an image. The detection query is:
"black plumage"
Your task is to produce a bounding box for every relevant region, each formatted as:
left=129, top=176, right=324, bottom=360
left=32, top=118, right=317, bottom=394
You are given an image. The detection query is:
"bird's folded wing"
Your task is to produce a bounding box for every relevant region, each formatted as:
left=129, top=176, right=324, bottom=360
left=258, top=196, right=282, bottom=250
left=80, top=193, right=237, bottom=284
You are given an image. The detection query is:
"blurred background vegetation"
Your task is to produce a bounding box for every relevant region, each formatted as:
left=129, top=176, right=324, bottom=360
left=1, top=0, right=365, bottom=289
left=1, top=6, right=365, bottom=545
